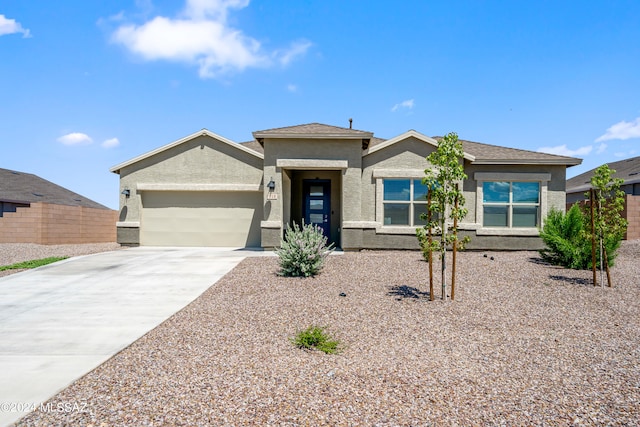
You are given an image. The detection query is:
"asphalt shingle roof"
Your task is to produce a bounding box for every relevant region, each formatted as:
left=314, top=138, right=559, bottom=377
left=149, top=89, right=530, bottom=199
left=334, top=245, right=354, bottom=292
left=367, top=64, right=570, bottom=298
left=241, top=124, right=581, bottom=165
left=566, top=155, right=640, bottom=193
left=253, top=122, right=372, bottom=137
left=0, top=168, right=110, bottom=209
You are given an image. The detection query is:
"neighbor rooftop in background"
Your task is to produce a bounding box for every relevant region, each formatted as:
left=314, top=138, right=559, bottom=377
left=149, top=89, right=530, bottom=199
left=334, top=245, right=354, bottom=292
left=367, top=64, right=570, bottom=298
left=566, top=155, right=640, bottom=193
left=0, top=168, right=110, bottom=209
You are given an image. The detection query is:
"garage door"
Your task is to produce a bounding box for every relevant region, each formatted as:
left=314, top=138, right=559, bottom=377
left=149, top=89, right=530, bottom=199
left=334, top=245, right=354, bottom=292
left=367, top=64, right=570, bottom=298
left=140, top=191, right=262, bottom=247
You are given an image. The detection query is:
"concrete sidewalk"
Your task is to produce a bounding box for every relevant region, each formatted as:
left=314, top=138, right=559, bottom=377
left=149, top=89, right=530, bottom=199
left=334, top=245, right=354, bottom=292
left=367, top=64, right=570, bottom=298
left=0, top=247, right=269, bottom=426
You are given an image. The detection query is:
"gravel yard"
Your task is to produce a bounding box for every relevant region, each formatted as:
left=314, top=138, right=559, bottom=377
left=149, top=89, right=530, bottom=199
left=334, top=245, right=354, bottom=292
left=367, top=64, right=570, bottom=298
left=14, top=242, right=640, bottom=426
left=0, top=243, right=122, bottom=278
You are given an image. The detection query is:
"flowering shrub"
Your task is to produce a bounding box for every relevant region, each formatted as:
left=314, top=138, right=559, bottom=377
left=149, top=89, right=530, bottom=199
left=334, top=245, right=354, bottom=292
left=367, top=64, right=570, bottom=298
left=276, top=222, right=334, bottom=277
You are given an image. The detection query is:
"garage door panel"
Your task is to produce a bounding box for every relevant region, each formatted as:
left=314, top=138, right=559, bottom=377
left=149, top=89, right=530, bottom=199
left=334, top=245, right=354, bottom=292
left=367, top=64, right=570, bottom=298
left=141, top=192, right=262, bottom=247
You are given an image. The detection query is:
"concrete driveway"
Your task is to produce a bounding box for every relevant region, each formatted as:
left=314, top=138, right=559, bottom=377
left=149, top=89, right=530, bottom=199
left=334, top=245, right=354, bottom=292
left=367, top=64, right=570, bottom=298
left=0, top=247, right=268, bottom=426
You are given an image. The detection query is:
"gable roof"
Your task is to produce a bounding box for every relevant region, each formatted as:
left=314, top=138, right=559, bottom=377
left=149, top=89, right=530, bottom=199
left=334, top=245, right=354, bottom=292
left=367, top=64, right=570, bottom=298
left=109, top=129, right=264, bottom=174
left=566, top=155, right=640, bottom=193
left=364, top=130, right=476, bottom=161
left=0, top=168, right=110, bottom=209
left=252, top=123, right=374, bottom=140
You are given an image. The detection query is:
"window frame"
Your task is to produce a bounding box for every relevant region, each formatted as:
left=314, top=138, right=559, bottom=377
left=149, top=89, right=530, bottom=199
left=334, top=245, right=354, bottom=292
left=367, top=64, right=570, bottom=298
left=382, top=178, right=430, bottom=227
left=481, top=181, right=541, bottom=228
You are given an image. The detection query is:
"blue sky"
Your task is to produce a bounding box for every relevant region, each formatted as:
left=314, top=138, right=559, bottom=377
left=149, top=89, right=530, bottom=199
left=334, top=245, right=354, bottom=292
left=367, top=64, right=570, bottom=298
left=2, top=0, right=639, bottom=210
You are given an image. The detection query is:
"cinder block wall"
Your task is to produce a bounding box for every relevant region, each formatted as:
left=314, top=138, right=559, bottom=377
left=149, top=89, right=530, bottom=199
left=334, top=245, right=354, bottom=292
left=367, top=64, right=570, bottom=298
left=568, top=194, right=640, bottom=241
left=0, top=202, right=117, bottom=244
left=623, top=194, right=640, bottom=240
left=0, top=203, right=43, bottom=243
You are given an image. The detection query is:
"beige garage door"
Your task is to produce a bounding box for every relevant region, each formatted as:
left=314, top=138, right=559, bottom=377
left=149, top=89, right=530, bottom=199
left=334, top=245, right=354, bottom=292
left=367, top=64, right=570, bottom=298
left=141, top=191, right=262, bottom=247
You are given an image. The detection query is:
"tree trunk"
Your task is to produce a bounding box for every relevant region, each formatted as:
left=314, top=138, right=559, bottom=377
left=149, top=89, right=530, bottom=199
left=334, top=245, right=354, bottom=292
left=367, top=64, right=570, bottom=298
left=451, top=187, right=458, bottom=301
left=590, top=189, right=597, bottom=287
left=598, top=197, right=604, bottom=287
left=428, top=191, right=434, bottom=301
left=604, top=244, right=613, bottom=287
left=441, top=184, right=447, bottom=301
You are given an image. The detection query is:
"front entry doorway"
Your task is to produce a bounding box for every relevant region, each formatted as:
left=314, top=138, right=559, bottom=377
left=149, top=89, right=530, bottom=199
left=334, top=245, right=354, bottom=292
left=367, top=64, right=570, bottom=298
left=303, top=179, right=331, bottom=240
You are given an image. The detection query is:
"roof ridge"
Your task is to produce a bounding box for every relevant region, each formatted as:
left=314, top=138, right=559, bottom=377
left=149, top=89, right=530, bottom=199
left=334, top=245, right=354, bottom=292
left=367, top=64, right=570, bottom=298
left=253, top=122, right=373, bottom=135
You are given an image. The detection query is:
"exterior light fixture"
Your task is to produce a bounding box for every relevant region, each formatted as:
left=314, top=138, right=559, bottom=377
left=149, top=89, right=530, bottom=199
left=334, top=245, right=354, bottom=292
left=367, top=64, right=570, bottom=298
left=267, top=178, right=276, bottom=191
left=121, top=188, right=131, bottom=198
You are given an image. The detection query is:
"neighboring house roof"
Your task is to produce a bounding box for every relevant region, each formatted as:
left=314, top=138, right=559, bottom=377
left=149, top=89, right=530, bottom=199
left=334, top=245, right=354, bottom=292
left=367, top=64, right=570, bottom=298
left=252, top=122, right=373, bottom=140
left=0, top=168, right=110, bottom=209
left=110, top=129, right=264, bottom=174
left=566, top=155, right=640, bottom=194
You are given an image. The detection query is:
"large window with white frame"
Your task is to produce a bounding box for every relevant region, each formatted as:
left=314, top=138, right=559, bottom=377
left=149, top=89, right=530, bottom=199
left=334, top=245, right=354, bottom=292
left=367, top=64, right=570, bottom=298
left=482, top=181, right=540, bottom=227
left=383, top=179, right=430, bottom=226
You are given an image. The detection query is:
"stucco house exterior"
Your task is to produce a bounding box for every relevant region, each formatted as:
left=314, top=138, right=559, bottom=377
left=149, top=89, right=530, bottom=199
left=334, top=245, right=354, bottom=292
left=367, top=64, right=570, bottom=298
left=0, top=168, right=117, bottom=244
left=566, top=155, right=640, bottom=240
left=110, top=123, right=581, bottom=250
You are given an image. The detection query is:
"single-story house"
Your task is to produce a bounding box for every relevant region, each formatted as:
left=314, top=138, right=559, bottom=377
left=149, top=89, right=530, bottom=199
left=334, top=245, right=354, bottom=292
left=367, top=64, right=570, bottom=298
left=566, top=155, right=640, bottom=240
left=0, top=168, right=117, bottom=244
left=110, top=123, right=581, bottom=250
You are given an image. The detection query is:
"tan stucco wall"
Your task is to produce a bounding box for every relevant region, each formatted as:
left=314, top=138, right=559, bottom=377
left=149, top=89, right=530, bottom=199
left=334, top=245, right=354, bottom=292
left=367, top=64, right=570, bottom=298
left=0, top=202, right=117, bottom=244
left=117, top=134, right=264, bottom=234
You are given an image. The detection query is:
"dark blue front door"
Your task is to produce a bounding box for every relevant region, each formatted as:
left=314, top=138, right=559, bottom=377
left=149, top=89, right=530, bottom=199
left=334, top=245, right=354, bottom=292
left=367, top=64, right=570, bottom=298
left=303, top=180, right=330, bottom=239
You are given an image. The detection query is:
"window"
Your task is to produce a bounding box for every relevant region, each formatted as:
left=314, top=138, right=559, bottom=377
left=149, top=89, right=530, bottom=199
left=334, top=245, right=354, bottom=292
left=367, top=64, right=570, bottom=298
left=383, top=179, right=429, bottom=226
left=482, top=181, right=540, bottom=227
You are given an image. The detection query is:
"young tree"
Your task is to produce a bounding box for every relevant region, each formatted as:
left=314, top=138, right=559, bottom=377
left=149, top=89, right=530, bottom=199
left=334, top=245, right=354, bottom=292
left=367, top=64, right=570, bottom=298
left=416, top=132, right=469, bottom=300
left=582, top=164, right=627, bottom=287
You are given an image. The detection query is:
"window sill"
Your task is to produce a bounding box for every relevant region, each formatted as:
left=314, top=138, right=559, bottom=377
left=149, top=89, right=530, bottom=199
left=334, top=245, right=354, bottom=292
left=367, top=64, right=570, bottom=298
left=376, top=226, right=420, bottom=235
left=476, top=227, right=539, bottom=236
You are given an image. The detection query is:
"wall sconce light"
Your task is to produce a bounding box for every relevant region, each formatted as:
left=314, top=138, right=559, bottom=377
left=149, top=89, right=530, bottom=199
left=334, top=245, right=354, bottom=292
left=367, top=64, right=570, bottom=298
left=267, top=178, right=276, bottom=191
left=121, top=188, right=131, bottom=198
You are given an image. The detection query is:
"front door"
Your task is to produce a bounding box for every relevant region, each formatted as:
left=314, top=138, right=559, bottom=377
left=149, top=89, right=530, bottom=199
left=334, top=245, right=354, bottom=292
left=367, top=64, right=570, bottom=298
left=303, top=180, right=331, bottom=240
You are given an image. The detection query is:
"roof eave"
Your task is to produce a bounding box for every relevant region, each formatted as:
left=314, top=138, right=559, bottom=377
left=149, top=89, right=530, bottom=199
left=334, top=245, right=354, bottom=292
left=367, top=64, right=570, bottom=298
left=109, top=129, right=264, bottom=174
left=471, top=158, right=583, bottom=166
left=568, top=175, right=640, bottom=193
left=251, top=132, right=374, bottom=140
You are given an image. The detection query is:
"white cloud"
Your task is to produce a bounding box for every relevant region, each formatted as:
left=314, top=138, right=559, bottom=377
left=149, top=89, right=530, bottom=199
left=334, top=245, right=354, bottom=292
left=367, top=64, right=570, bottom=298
left=596, top=143, right=607, bottom=154
left=595, top=117, right=640, bottom=142
left=391, top=99, right=414, bottom=112
left=0, top=14, right=31, bottom=37
left=287, top=83, right=297, bottom=92
left=536, top=144, right=593, bottom=157
left=57, top=133, right=93, bottom=146
left=274, top=40, right=313, bottom=66
left=102, top=137, right=120, bottom=148
left=110, top=0, right=310, bottom=78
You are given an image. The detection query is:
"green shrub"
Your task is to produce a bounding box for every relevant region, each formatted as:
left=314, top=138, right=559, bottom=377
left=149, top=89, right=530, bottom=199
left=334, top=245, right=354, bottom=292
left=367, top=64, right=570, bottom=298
left=291, top=326, right=340, bottom=354
left=539, top=205, right=622, bottom=269
left=276, top=221, right=334, bottom=277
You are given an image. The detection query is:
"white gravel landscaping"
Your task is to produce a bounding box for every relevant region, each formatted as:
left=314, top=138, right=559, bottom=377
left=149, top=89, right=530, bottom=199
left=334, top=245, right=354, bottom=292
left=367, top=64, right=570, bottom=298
left=12, top=242, right=640, bottom=426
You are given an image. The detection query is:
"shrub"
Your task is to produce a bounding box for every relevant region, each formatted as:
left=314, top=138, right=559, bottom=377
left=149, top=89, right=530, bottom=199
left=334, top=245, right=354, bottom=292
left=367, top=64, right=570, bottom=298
left=291, top=326, right=340, bottom=354
left=539, top=205, right=622, bottom=269
left=276, top=221, right=334, bottom=277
